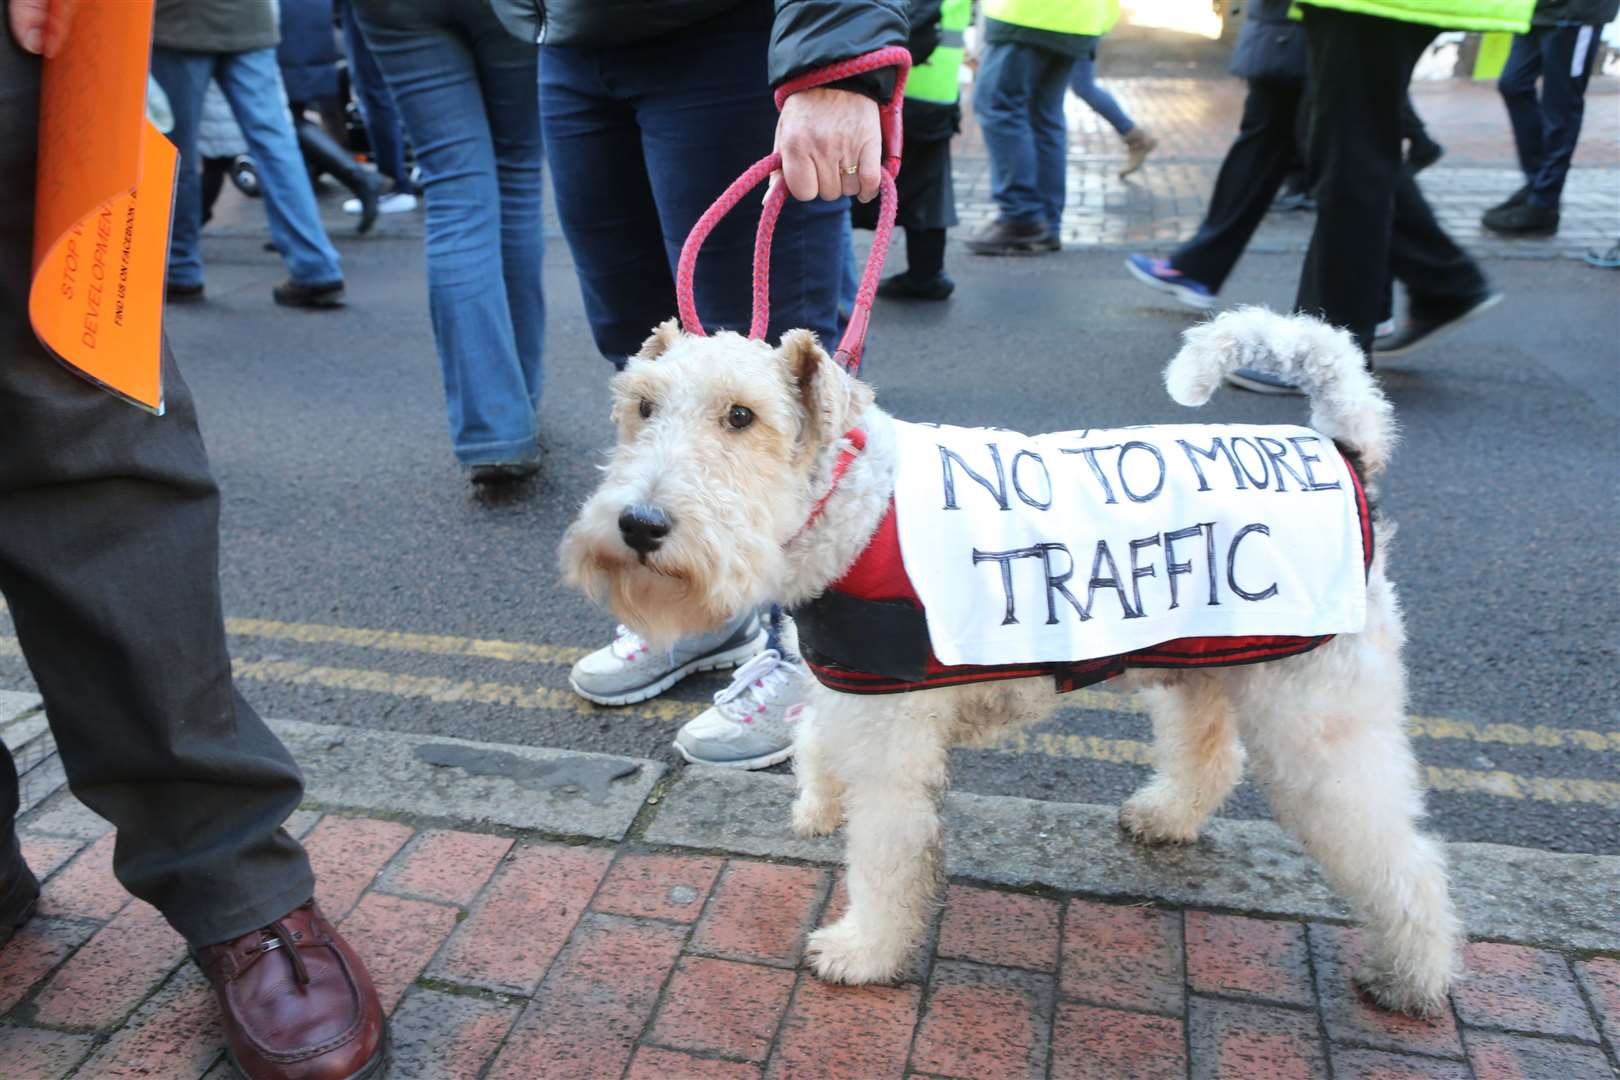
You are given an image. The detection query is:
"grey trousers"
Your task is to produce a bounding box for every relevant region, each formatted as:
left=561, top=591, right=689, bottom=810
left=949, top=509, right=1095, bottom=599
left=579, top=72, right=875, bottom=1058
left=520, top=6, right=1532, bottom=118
left=1, top=34, right=314, bottom=947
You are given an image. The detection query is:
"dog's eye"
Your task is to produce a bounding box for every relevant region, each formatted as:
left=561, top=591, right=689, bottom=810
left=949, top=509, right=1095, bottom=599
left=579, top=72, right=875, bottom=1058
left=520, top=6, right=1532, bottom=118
left=638, top=399, right=653, bottom=420
left=727, top=405, right=755, bottom=430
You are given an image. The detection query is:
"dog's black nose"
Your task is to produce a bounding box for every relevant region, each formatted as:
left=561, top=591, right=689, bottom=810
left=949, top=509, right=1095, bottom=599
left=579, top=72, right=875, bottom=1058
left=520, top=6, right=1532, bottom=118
left=618, top=504, right=672, bottom=555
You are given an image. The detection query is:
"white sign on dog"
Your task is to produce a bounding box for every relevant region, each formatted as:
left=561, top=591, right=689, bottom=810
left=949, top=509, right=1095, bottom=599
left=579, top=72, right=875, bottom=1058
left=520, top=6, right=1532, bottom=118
left=890, top=420, right=1368, bottom=667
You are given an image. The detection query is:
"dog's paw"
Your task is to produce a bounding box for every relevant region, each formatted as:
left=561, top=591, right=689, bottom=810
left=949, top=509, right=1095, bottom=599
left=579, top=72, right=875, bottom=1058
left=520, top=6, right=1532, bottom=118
left=1353, top=962, right=1451, bottom=1019
left=1118, top=793, right=1200, bottom=846
left=792, top=793, right=843, bottom=838
left=806, top=920, right=903, bottom=986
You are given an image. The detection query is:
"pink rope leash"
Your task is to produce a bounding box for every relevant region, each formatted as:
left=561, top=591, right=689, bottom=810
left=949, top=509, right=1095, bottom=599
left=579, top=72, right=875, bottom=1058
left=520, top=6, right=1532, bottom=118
left=675, top=46, right=911, bottom=376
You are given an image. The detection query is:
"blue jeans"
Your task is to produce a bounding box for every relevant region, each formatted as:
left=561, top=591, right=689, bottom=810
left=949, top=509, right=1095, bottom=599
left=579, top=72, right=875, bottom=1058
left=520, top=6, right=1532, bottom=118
left=353, top=0, right=543, bottom=465
left=540, top=26, right=846, bottom=363
left=1068, top=50, right=1135, bottom=136
left=1498, top=25, right=1601, bottom=209
left=339, top=0, right=416, bottom=195
left=974, top=41, right=1075, bottom=229
left=152, top=47, right=343, bottom=289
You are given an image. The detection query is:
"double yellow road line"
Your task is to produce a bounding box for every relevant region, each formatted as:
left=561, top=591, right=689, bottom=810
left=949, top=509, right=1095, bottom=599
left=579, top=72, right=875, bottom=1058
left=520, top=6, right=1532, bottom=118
left=3, top=616, right=1616, bottom=808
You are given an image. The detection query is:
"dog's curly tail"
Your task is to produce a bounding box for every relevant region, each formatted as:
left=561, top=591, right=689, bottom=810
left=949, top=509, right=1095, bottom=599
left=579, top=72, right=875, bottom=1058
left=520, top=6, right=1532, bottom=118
left=1164, top=306, right=1397, bottom=477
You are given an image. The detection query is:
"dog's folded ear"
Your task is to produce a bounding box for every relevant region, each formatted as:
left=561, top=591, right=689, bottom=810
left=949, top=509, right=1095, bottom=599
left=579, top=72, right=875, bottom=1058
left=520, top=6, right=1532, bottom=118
left=635, top=318, right=683, bottom=362
left=780, top=329, right=874, bottom=454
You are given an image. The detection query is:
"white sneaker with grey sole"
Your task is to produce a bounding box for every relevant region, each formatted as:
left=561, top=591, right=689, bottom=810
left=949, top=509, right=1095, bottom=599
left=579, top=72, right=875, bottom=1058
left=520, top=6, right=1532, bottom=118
left=674, top=649, right=807, bottom=770
left=569, top=614, right=764, bottom=706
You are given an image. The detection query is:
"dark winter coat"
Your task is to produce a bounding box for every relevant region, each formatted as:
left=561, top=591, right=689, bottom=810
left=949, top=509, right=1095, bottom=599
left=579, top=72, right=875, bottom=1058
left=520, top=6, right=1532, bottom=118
left=277, top=0, right=342, bottom=103
left=1229, top=0, right=1308, bottom=84
left=154, top=0, right=280, bottom=54
left=1531, top=0, right=1619, bottom=25
left=490, top=0, right=910, bottom=98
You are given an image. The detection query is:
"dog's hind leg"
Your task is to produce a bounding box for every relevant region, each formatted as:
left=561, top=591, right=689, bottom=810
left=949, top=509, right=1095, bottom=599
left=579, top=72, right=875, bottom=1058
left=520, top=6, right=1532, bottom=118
left=1231, top=646, right=1459, bottom=1017
left=806, top=695, right=949, bottom=985
left=791, top=700, right=846, bottom=838
left=1120, top=676, right=1245, bottom=844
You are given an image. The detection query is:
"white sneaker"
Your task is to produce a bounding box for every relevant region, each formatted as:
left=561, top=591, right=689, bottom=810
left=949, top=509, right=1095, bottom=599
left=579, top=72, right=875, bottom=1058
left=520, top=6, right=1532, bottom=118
left=569, top=616, right=764, bottom=707
left=673, top=650, right=807, bottom=770
left=344, top=191, right=418, bottom=215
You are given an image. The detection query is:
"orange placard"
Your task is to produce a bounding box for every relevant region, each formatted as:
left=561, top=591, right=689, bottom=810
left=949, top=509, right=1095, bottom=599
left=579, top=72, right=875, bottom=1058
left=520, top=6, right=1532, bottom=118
left=29, top=0, right=177, bottom=414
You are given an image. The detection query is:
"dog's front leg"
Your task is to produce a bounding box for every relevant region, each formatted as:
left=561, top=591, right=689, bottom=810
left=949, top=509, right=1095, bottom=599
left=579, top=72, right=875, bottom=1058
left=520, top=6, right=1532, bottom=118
left=791, top=695, right=845, bottom=838
left=806, top=696, right=948, bottom=985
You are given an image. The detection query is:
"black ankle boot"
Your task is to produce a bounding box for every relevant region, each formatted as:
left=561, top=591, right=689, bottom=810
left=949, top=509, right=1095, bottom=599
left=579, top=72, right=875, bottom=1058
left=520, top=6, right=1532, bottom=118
left=296, top=119, right=382, bottom=235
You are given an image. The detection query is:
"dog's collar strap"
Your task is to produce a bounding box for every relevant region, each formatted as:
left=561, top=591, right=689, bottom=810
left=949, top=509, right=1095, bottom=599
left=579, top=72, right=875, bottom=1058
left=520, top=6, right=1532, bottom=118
left=791, top=428, right=867, bottom=544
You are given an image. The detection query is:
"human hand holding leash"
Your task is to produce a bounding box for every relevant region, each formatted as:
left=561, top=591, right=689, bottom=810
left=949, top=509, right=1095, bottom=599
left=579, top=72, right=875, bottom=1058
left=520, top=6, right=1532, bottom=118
left=774, top=87, right=881, bottom=203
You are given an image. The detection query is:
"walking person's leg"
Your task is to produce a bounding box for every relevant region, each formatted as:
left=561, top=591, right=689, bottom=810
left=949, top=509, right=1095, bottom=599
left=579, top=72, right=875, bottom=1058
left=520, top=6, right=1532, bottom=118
left=1029, top=47, right=1075, bottom=240
left=289, top=98, right=383, bottom=233
left=1130, top=78, right=1301, bottom=304
left=1071, top=45, right=1156, bottom=175
left=470, top=17, right=544, bottom=416
left=1519, top=25, right=1599, bottom=219
left=1293, top=6, right=1432, bottom=356
left=968, top=41, right=1056, bottom=252
left=339, top=0, right=418, bottom=198
left=354, top=0, right=541, bottom=472
left=214, top=48, right=347, bottom=302
left=149, top=48, right=215, bottom=293
left=1495, top=32, right=1544, bottom=190
left=1068, top=48, right=1133, bottom=134
left=1382, top=167, right=1491, bottom=346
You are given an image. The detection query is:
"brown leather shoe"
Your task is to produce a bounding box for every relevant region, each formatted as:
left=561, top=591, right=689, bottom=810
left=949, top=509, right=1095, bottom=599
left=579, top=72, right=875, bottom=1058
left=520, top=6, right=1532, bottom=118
left=196, top=900, right=386, bottom=1080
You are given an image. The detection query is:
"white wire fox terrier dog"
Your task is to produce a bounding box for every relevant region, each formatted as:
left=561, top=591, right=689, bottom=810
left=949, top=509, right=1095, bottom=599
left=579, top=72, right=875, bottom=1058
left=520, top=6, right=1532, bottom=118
left=560, top=307, right=1459, bottom=1017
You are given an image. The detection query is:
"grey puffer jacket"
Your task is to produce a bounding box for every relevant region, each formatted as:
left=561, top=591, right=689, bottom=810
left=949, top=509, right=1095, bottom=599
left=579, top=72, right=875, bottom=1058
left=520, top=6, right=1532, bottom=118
left=155, top=0, right=280, bottom=54
left=492, top=0, right=909, bottom=94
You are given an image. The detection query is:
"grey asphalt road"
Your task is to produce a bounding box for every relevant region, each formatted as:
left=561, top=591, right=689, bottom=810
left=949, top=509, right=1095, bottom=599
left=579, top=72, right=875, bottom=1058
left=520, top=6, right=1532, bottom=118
left=3, top=210, right=1616, bottom=855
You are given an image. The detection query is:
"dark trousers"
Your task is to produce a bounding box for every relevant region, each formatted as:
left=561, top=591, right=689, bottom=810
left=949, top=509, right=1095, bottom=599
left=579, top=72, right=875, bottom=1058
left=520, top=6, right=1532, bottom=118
left=1170, top=78, right=1303, bottom=292
left=1499, top=25, right=1601, bottom=209
left=1, top=36, right=313, bottom=948
left=540, top=26, right=846, bottom=363
left=1294, top=5, right=1487, bottom=355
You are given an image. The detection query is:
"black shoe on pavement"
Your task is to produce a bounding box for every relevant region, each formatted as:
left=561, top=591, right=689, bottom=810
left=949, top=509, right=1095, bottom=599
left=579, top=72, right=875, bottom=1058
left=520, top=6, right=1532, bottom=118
left=166, top=281, right=205, bottom=304
left=1483, top=184, right=1532, bottom=218
left=966, top=217, right=1056, bottom=256
left=876, top=270, right=956, bottom=301
left=469, top=460, right=539, bottom=486
left=1373, top=291, right=1502, bottom=359
left=1, top=845, right=41, bottom=946
left=272, top=279, right=347, bottom=309
left=1481, top=200, right=1559, bottom=237
left=1406, top=137, right=1444, bottom=173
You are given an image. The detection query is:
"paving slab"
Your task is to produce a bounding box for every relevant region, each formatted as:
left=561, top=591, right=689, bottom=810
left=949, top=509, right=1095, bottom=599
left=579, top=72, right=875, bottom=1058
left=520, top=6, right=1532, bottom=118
left=0, top=689, right=42, bottom=728
left=269, top=718, right=664, bottom=841
left=647, top=767, right=1620, bottom=952
left=1, top=713, right=48, bottom=756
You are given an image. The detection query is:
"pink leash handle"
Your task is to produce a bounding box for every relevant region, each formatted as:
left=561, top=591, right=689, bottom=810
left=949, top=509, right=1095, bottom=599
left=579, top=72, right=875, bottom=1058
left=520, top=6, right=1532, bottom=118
left=675, top=46, right=911, bottom=376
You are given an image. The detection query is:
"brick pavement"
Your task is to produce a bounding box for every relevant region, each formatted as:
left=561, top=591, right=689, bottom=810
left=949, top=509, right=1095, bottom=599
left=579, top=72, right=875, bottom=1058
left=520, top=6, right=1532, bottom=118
left=951, top=77, right=1620, bottom=259
left=4, top=805, right=1617, bottom=1079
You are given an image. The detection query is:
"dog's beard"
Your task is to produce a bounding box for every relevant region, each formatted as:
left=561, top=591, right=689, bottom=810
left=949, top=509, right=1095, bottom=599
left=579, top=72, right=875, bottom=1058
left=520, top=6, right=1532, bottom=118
left=560, top=519, right=779, bottom=649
